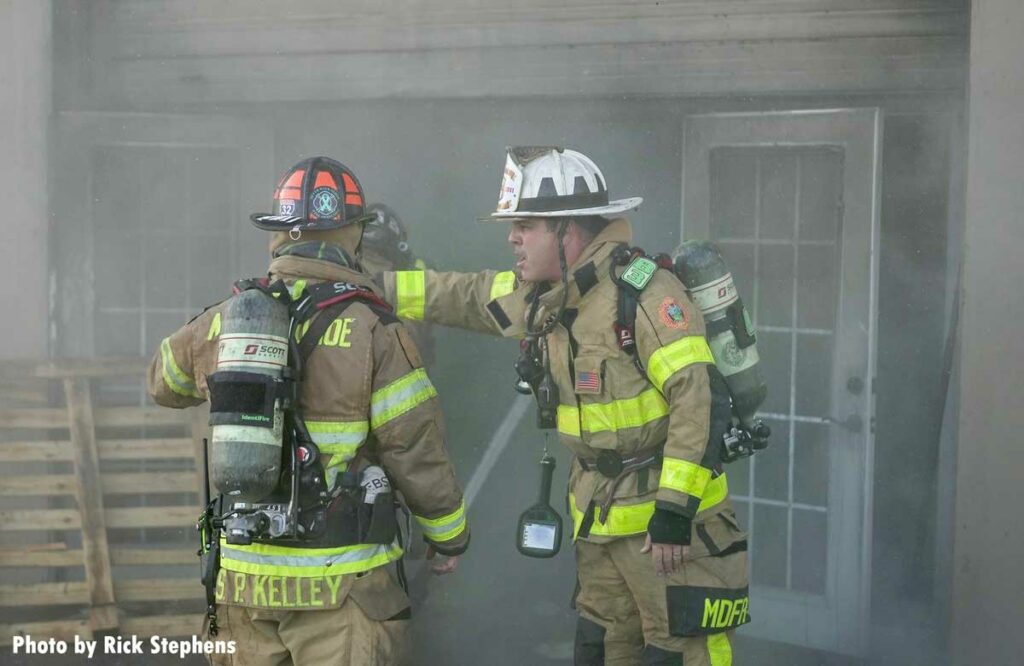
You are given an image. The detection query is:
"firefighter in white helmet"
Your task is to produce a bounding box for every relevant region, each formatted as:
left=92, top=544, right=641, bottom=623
left=381, top=147, right=750, bottom=664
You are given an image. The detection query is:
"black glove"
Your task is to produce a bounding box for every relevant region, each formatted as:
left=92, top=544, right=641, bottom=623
left=646, top=508, right=692, bottom=546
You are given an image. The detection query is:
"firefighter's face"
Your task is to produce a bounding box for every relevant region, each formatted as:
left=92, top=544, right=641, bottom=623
left=508, top=219, right=561, bottom=282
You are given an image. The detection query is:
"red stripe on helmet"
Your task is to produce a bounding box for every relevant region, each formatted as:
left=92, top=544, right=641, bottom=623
left=314, top=171, right=338, bottom=190
left=341, top=173, right=360, bottom=195
left=275, top=187, right=303, bottom=200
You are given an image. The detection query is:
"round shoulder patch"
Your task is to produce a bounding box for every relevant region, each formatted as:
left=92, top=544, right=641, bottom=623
left=659, top=297, right=690, bottom=330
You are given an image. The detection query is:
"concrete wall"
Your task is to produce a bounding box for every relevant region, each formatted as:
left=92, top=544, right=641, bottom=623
left=952, top=1, right=1024, bottom=662
left=0, top=0, right=51, bottom=359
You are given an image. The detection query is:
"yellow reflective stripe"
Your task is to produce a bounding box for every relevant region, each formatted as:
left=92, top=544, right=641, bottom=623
left=570, top=496, right=653, bottom=539
left=305, top=420, right=369, bottom=468
left=414, top=258, right=427, bottom=270
left=708, top=633, right=733, bottom=666
left=700, top=474, right=729, bottom=511
left=558, top=406, right=582, bottom=438
left=160, top=338, right=200, bottom=398
left=370, top=368, right=437, bottom=429
left=568, top=474, right=729, bottom=539
left=289, top=279, right=308, bottom=300
left=489, top=271, right=517, bottom=300
left=584, top=388, right=668, bottom=434
left=660, top=457, right=712, bottom=498
left=220, top=539, right=403, bottom=577
left=395, top=271, right=425, bottom=321
left=207, top=312, right=221, bottom=340
left=647, top=336, right=715, bottom=393
left=556, top=389, right=668, bottom=438
left=415, top=500, right=467, bottom=542
left=304, top=420, right=369, bottom=442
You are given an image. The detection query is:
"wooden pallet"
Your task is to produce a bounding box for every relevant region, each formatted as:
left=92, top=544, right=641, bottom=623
left=0, top=358, right=208, bottom=645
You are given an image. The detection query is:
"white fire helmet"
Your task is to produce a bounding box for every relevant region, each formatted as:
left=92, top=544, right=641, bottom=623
left=484, top=146, right=642, bottom=220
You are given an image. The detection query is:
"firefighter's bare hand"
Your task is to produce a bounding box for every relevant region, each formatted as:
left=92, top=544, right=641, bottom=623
left=641, top=534, right=688, bottom=576
left=425, top=545, right=460, bottom=576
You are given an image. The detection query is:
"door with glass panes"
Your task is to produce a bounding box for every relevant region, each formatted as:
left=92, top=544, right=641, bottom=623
left=54, top=113, right=273, bottom=364
left=52, top=112, right=273, bottom=586
left=682, top=109, right=881, bottom=655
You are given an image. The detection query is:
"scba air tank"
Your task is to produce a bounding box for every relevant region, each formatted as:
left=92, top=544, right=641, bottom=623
left=673, top=241, right=767, bottom=427
left=208, top=289, right=291, bottom=500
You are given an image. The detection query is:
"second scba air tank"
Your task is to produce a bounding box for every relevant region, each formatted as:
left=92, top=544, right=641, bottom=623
left=673, top=240, right=770, bottom=459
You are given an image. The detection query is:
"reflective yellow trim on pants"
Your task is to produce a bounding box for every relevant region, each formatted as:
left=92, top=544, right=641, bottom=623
left=220, top=539, right=403, bottom=577
left=159, top=338, right=200, bottom=398
left=415, top=500, right=467, bottom=543
left=370, top=368, right=437, bottom=429
left=489, top=271, right=517, bottom=300
left=707, top=633, right=732, bottom=665
left=646, top=336, right=715, bottom=393
left=569, top=474, right=729, bottom=539
left=395, top=271, right=426, bottom=321
left=660, top=457, right=712, bottom=498
left=557, top=388, right=669, bottom=439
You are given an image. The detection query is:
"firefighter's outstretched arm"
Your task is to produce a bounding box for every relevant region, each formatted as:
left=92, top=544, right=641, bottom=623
left=367, top=318, right=470, bottom=570
left=381, top=268, right=522, bottom=336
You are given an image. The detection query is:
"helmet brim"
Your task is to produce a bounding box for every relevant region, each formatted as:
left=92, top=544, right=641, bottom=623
left=250, top=212, right=377, bottom=231
left=478, top=197, right=643, bottom=222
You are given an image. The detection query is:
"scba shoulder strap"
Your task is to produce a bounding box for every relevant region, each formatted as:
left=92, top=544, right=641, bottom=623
left=230, top=277, right=396, bottom=363
left=611, top=247, right=674, bottom=365
left=291, top=281, right=396, bottom=365
left=291, top=281, right=393, bottom=324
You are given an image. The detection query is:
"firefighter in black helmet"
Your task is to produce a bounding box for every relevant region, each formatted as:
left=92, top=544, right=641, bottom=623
left=148, top=157, right=468, bottom=665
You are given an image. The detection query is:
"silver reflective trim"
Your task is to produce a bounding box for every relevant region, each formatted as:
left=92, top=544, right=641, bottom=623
left=370, top=375, right=435, bottom=424
left=417, top=512, right=466, bottom=538
left=221, top=542, right=399, bottom=568
left=309, top=431, right=367, bottom=446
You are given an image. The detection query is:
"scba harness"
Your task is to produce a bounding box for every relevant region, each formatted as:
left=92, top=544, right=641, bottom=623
left=610, top=247, right=769, bottom=464
left=197, top=277, right=401, bottom=634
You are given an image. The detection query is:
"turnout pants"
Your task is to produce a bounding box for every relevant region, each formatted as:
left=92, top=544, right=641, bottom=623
left=206, top=567, right=410, bottom=666
left=574, top=533, right=749, bottom=666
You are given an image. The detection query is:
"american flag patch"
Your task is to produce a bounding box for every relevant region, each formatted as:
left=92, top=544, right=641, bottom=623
left=575, top=370, right=602, bottom=394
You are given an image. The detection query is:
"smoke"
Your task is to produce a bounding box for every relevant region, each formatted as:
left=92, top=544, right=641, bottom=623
left=0, top=1, right=980, bottom=663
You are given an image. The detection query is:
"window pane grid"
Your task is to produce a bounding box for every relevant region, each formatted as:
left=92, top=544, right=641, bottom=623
left=89, top=145, right=240, bottom=544
left=709, top=147, right=841, bottom=595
